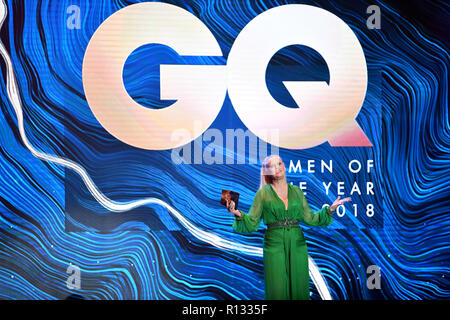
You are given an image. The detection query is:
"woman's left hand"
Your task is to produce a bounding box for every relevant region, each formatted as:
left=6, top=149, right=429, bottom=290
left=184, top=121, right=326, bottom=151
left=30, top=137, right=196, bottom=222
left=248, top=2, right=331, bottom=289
left=329, top=196, right=352, bottom=213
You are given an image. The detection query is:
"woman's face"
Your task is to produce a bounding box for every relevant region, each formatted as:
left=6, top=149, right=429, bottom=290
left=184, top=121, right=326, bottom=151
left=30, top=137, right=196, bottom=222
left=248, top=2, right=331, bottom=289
left=266, top=156, right=285, bottom=179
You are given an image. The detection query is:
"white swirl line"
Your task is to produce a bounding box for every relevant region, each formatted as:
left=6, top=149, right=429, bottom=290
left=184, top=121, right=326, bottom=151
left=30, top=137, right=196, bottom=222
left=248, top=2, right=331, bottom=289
left=0, top=0, right=332, bottom=300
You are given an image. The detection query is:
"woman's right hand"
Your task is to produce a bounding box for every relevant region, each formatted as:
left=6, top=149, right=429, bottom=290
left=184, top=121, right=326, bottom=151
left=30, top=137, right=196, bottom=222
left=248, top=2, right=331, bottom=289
left=226, top=200, right=242, bottom=217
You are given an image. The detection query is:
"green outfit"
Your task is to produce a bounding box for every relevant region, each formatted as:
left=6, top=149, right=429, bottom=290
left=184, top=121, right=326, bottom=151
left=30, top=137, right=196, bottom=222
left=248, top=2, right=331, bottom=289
left=232, top=183, right=333, bottom=300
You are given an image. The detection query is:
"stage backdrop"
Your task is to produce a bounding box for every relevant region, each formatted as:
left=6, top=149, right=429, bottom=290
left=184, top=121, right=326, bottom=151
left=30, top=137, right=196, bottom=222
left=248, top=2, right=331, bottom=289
left=0, top=0, right=448, bottom=299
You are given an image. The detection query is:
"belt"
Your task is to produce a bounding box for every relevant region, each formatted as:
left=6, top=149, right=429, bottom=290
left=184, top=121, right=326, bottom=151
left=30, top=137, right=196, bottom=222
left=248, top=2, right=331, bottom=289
left=267, top=218, right=300, bottom=229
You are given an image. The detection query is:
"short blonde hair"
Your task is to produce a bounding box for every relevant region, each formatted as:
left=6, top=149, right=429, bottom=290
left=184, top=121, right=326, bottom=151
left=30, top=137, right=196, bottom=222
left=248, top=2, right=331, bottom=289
left=260, top=155, right=279, bottom=188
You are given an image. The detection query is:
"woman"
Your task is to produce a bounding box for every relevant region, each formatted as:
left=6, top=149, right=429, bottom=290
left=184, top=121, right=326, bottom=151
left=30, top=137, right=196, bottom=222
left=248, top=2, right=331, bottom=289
left=226, top=155, right=351, bottom=300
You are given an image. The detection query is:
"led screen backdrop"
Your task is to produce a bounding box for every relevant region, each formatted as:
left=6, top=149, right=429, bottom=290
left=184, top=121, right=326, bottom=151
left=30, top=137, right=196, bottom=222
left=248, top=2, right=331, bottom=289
left=0, top=0, right=448, bottom=300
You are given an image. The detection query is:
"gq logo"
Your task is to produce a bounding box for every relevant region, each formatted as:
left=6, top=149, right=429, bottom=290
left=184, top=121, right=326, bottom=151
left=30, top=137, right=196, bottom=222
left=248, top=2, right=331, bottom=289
left=83, top=2, right=371, bottom=150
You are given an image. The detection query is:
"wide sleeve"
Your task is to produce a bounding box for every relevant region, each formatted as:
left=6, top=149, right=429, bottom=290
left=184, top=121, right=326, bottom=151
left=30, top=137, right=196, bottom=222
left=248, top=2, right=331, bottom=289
left=232, top=188, right=264, bottom=234
left=300, top=189, right=333, bottom=227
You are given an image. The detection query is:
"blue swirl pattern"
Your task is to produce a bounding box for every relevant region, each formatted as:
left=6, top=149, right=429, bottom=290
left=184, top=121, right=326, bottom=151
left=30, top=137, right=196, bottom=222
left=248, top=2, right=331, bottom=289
left=0, top=0, right=448, bottom=299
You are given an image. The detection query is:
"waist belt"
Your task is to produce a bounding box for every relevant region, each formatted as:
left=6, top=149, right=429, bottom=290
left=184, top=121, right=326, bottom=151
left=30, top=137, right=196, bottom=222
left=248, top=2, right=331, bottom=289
left=267, top=218, right=300, bottom=229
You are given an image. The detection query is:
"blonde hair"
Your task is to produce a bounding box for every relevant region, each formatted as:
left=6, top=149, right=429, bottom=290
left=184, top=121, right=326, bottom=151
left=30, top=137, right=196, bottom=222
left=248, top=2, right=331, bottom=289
left=260, top=155, right=279, bottom=188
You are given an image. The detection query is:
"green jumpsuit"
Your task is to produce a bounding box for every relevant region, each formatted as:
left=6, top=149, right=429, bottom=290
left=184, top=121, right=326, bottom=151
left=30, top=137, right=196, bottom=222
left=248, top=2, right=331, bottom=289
left=232, top=183, right=333, bottom=300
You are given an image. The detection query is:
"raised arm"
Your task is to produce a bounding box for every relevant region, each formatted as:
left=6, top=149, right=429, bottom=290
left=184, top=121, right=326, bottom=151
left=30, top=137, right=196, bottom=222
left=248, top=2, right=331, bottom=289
left=232, top=188, right=264, bottom=234
left=300, top=189, right=333, bottom=227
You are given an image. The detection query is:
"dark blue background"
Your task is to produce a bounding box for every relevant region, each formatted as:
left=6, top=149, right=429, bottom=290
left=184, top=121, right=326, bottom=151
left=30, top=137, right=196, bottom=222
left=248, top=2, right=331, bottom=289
left=0, top=0, right=448, bottom=299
